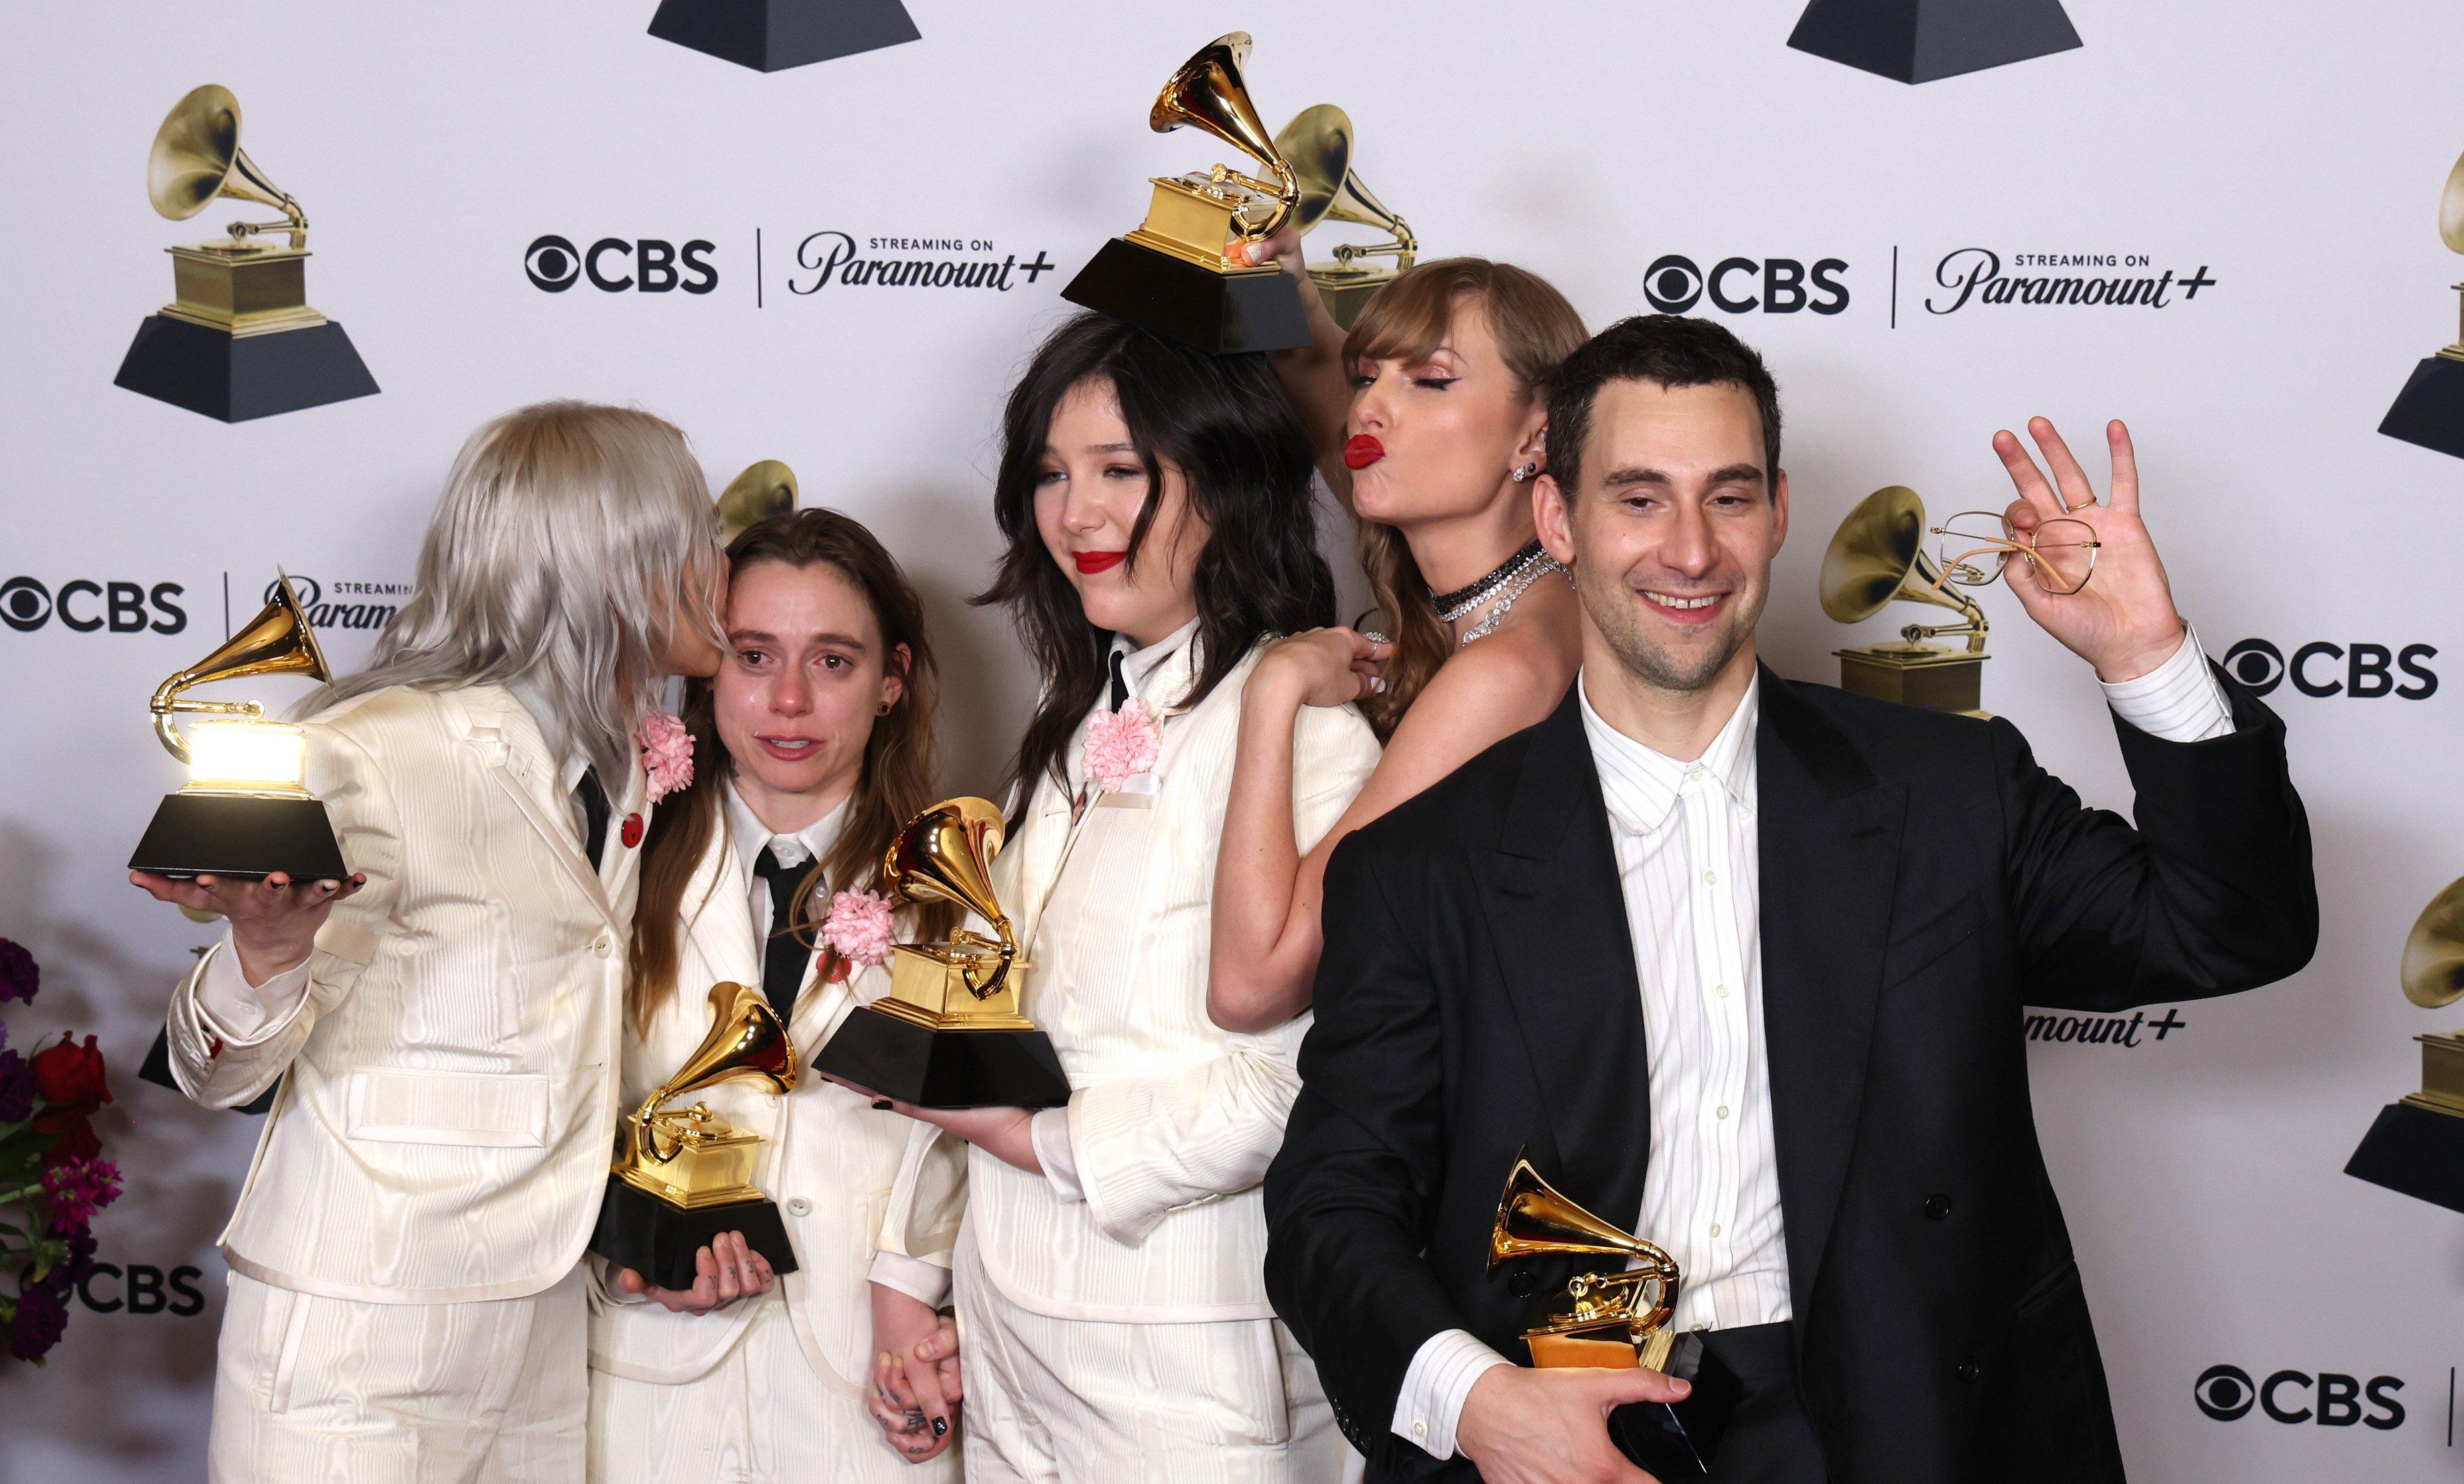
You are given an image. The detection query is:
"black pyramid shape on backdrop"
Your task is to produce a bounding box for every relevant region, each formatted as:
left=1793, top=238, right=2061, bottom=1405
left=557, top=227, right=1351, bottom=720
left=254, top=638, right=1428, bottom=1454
left=1788, top=0, right=2082, bottom=84
left=648, top=0, right=920, bottom=73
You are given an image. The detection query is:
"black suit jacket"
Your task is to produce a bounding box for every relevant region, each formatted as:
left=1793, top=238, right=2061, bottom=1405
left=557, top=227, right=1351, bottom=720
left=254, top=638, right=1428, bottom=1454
left=1263, top=666, right=2315, bottom=1483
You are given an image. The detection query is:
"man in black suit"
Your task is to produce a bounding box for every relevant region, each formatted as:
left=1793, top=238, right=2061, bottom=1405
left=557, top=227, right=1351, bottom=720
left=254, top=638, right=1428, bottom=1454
left=1263, top=314, right=2315, bottom=1483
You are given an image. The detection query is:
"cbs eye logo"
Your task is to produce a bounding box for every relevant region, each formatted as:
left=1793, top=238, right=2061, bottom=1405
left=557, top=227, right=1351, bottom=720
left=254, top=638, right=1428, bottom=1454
left=1643, top=254, right=1849, bottom=315
left=2195, top=1363, right=2404, bottom=1428
left=2222, top=638, right=2437, bottom=700
left=524, top=235, right=718, bottom=295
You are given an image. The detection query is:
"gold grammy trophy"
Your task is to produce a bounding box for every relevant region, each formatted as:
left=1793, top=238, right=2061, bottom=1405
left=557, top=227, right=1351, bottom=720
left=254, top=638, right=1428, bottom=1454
left=811, top=798, right=1071, bottom=1108
left=127, top=576, right=348, bottom=881
left=2378, top=149, right=2464, bottom=460
left=717, top=459, right=798, bottom=541
left=589, top=982, right=804, bottom=1289
left=1059, top=32, right=1313, bottom=354
left=2345, top=877, right=2464, bottom=1213
left=1273, top=104, right=1419, bottom=329
left=1819, top=486, right=1989, bottom=717
left=1491, top=1153, right=1682, bottom=1371
left=114, top=85, right=378, bottom=423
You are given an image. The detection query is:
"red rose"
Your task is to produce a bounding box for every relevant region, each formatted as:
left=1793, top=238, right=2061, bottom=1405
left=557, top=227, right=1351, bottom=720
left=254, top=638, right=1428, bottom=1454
left=29, top=1033, right=111, bottom=1118
left=31, top=1110, right=98, bottom=1169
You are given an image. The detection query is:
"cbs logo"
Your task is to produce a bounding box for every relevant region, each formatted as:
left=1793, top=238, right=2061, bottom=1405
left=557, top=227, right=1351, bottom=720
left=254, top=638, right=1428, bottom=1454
left=0, top=577, right=186, bottom=634
left=2222, top=639, right=2437, bottom=700
left=73, top=1262, right=208, bottom=1317
left=525, top=235, right=718, bottom=295
left=1644, top=255, right=1849, bottom=315
left=2195, top=1364, right=2403, bottom=1428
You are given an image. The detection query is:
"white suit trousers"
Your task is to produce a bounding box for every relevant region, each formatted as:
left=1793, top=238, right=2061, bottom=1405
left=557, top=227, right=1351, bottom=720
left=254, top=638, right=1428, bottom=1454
left=586, top=1289, right=958, bottom=1484
left=954, top=1231, right=1350, bottom=1483
left=208, top=1266, right=588, bottom=1484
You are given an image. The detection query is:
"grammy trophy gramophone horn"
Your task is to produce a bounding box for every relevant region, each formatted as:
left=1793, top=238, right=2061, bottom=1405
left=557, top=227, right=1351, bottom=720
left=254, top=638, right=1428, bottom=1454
left=1488, top=1151, right=1680, bottom=1369
left=717, top=459, right=798, bottom=542
left=147, top=84, right=307, bottom=250
left=1147, top=31, right=1299, bottom=242
left=149, top=575, right=330, bottom=762
left=1276, top=104, right=1417, bottom=267
left=2402, top=878, right=2464, bottom=1011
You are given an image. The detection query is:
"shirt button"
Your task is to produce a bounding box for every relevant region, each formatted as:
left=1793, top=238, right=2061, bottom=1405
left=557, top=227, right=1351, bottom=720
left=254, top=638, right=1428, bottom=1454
left=1709, top=1222, right=1723, bottom=1238
left=787, top=1197, right=812, bottom=1217
left=1715, top=983, right=1730, bottom=998
left=1715, top=1105, right=1730, bottom=1119
left=1702, top=869, right=1719, bottom=885
left=1412, top=1422, right=1427, bottom=1438
left=1686, top=765, right=1705, bottom=782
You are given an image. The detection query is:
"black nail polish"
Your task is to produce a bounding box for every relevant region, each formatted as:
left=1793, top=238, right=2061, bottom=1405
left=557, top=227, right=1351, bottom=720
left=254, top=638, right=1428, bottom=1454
left=873, top=1098, right=893, bottom=1111
left=932, top=1417, right=948, bottom=1437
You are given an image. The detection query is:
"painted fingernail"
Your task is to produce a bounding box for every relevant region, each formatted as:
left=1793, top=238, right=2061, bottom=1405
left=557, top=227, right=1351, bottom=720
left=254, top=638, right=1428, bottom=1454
left=932, top=1418, right=948, bottom=1437
left=873, top=1098, right=893, bottom=1111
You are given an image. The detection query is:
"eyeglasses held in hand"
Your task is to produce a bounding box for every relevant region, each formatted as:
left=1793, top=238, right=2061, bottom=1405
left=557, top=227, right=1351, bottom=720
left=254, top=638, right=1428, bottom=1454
left=1928, top=512, right=2100, bottom=597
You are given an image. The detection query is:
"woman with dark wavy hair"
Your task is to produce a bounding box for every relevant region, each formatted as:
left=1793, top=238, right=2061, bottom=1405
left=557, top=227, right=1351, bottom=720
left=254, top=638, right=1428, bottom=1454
left=874, top=311, right=1380, bottom=1481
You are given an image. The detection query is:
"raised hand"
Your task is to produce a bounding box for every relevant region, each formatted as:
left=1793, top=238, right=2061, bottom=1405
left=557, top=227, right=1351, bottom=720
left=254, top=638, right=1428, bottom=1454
left=1990, top=418, right=2187, bottom=682
left=615, top=1231, right=774, bottom=1315
left=1455, top=1364, right=1690, bottom=1484
left=129, top=870, right=366, bottom=982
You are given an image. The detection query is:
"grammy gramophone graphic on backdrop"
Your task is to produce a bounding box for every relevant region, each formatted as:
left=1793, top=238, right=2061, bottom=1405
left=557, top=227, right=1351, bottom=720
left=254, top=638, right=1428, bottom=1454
left=1819, top=486, right=1992, bottom=717
left=114, top=86, right=378, bottom=423
left=717, top=459, right=798, bottom=541
left=2378, top=150, right=2464, bottom=461
left=2345, top=877, right=2464, bottom=1215
left=1061, top=32, right=1314, bottom=356
left=648, top=0, right=917, bottom=72
left=1787, top=0, right=2080, bottom=84
left=1273, top=104, right=1418, bottom=330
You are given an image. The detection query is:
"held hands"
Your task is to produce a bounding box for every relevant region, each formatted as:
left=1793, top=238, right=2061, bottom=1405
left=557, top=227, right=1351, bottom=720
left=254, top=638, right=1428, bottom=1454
left=613, top=1231, right=775, bottom=1315
left=1252, top=628, right=1391, bottom=709
left=1455, top=1364, right=1692, bottom=1484
left=129, top=870, right=367, bottom=983
left=870, top=1284, right=963, bottom=1462
left=1990, top=418, right=2187, bottom=683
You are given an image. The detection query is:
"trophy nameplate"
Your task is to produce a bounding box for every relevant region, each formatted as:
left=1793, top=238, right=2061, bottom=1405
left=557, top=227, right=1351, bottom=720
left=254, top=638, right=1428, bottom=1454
left=114, top=85, right=376, bottom=423
left=2347, top=882, right=2464, bottom=1213
left=2380, top=153, right=2464, bottom=461
left=812, top=798, right=1070, bottom=1109
left=1059, top=33, right=1311, bottom=355
left=1820, top=485, right=1992, bottom=719
left=648, top=0, right=920, bottom=72
left=590, top=982, right=803, bottom=1290
left=128, top=575, right=347, bottom=882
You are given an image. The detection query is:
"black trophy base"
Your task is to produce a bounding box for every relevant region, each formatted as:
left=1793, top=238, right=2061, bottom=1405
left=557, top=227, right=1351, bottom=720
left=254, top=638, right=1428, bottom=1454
left=1787, top=0, right=2082, bottom=84
left=129, top=793, right=347, bottom=882
left=1062, top=238, right=1313, bottom=356
left=2378, top=356, right=2464, bottom=460
left=2345, top=1100, right=2464, bottom=1213
left=813, top=1007, right=1071, bottom=1110
left=648, top=0, right=919, bottom=70
left=139, top=1026, right=277, bottom=1114
left=591, top=1177, right=801, bottom=1292
left=115, top=315, right=379, bottom=423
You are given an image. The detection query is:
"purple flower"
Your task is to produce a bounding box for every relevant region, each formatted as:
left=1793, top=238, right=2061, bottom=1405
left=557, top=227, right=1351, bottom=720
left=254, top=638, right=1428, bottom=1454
left=39, top=1230, right=97, bottom=1292
left=0, top=1049, right=32, bottom=1124
left=40, top=1158, right=121, bottom=1234
left=0, top=939, right=35, bottom=1006
left=7, top=1280, right=67, bottom=1362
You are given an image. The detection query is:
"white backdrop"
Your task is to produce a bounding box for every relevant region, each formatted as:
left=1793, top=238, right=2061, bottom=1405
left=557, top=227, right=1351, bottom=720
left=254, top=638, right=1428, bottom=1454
left=4, top=1, right=2463, bottom=1478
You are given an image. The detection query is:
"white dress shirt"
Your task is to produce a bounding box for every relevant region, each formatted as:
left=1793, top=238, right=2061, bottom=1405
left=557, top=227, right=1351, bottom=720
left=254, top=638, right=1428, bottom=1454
left=1027, top=615, right=1201, bottom=1197
left=726, top=786, right=845, bottom=944
left=1392, top=627, right=2236, bottom=1459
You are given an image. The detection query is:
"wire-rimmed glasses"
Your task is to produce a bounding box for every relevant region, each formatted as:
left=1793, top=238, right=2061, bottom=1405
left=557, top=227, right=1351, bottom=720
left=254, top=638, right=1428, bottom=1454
left=1927, top=511, right=2100, bottom=597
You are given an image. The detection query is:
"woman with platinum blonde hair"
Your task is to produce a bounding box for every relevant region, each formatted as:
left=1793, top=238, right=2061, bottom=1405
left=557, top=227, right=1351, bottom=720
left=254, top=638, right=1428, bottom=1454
left=133, top=400, right=728, bottom=1484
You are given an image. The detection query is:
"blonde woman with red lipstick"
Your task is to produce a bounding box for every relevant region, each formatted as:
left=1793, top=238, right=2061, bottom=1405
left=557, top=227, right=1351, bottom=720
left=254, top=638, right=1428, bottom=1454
left=867, top=311, right=1379, bottom=1483
left=1205, top=246, right=1589, bottom=1033
left=587, top=509, right=966, bottom=1483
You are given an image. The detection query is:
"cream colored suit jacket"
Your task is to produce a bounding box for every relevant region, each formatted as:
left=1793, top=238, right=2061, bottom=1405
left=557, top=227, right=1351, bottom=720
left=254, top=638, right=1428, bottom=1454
left=585, top=816, right=962, bottom=1390
left=165, top=684, right=645, bottom=1304
left=963, top=639, right=1381, bottom=1323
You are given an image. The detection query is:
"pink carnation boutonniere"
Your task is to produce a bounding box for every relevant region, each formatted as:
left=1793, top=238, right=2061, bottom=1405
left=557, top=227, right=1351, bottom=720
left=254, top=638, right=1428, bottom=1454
left=822, top=888, right=897, bottom=970
left=1082, top=700, right=1161, bottom=794
left=638, top=712, right=695, bottom=804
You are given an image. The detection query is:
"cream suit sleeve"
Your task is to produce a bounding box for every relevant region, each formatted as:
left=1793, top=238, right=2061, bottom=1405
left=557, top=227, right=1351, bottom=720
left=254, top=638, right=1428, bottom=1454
left=164, top=718, right=403, bottom=1110
left=1062, top=702, right=1381, bottom=1248
left=871, top=1119, right=968, bottom=1304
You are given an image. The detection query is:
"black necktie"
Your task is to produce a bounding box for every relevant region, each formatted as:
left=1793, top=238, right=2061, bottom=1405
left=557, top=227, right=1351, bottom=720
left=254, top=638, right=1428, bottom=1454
left=575, top=768, right=611, bottom=873
left=751, top=846, right=815, bottom=1024
left=1108, top=648, right=1131, bottom=712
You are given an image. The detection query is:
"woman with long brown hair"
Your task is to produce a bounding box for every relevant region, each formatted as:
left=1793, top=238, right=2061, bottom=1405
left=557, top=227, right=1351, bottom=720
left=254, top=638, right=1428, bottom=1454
left=1205, top=244, right=1589, bottom=1031
left=584, top=508, right=965, bottom=1481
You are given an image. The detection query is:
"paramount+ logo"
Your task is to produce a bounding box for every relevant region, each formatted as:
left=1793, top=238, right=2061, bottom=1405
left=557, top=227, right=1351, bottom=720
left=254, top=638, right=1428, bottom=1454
left=2194, top=1363, right=2404, bottom=1430
left=0, top=576, right=186, bottom=634
left=1644, top=254, right=1849, bottom=316
left=524, top=234, right=718, bottom=295
left=2223, top=639, right=2437, bottom=700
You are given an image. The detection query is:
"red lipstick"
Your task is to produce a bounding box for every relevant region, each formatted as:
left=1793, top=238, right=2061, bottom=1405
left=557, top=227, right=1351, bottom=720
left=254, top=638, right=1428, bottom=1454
left=1344, top=435, right=1386, bottom=470
left=1074, top=550, right=1127, bottom=575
